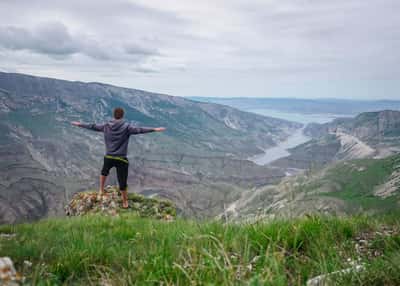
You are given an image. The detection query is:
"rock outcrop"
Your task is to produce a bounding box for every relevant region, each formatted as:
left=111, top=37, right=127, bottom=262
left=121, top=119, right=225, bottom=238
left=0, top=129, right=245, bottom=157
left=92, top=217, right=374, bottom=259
left=65, top=186, right=176, bottom=220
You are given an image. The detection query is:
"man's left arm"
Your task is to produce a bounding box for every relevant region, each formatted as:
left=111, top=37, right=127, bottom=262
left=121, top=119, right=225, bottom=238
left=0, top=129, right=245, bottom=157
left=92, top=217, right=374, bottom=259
left=128, top=125, right=166, bottom=135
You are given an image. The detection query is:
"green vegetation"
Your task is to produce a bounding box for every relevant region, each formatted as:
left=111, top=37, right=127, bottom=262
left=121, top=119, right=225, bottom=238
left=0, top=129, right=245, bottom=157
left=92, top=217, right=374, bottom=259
left=320, top=155, right=400, bottom=212
left=1, top=214, right=400, bottom=285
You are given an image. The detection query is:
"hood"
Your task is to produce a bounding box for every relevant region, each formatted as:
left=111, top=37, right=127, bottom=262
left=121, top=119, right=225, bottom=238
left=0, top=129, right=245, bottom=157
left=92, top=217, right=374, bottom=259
left=106, top=119, right=130, bottom=136
left=108, top=119, right=127, bottom=130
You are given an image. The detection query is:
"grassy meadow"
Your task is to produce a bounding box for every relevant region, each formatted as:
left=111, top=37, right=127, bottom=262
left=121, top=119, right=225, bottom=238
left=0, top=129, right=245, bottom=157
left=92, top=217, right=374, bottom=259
left=1, top=213, right=400, bottom=285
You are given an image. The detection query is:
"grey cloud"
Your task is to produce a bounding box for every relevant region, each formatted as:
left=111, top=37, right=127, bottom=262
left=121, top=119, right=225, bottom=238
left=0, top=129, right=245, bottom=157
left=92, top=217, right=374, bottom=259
left=0, top=23, right=79, bottom=56
left=0, top=0, right=399, bottom=99
left=0, top=22, right=160, bottom=62
left=124, top=44, right=159, bottom=56
left=224, top=0, right=400, bottom=79
left=133, top=67, right=159, bottom=74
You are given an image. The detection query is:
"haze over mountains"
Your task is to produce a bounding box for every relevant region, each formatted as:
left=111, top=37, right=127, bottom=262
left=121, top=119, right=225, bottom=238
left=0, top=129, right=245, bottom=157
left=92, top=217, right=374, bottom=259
left=191, top=97, right=400, bottom=116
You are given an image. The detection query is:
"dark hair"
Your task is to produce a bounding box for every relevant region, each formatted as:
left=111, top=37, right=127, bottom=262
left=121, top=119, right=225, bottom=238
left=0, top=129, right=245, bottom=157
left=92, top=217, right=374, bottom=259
left=113, top=107, right=124, bottom=119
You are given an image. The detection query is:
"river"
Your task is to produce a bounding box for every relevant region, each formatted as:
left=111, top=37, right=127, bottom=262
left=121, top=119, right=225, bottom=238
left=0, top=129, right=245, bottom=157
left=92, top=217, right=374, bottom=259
left=246, top=109, right=349, bottom=166
left=249, top=127, right=310, bottom=165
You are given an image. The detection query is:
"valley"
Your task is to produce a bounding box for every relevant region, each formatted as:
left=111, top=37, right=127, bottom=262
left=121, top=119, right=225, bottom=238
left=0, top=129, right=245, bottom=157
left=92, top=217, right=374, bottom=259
left=0, top=72, right=300, bottom=223
left=1, top=72, right=400, bottom=224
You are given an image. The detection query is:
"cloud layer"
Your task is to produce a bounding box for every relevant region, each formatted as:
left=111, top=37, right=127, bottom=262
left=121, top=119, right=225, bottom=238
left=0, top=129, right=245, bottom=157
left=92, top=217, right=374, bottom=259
left=0, top=0, right=399, bottom=99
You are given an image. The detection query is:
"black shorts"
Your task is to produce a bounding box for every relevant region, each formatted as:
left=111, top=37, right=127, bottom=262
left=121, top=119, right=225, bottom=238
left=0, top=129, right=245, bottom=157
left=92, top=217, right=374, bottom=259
left=101, top=156, right=129, bottom=190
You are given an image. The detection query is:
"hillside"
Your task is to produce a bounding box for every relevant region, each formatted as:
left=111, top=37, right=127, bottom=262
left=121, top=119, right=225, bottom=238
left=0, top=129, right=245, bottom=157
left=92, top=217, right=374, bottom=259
left=1, top=213, right=400, bottom=285
left=224, top=153, right=400, bottom=221
left=0, top=72, right=301, bottom=223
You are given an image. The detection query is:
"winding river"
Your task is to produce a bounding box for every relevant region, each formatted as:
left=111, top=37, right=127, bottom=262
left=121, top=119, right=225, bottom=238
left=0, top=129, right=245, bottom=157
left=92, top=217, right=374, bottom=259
left=249, top=127, right=310, bottom=165
left=247, top=109, right=347, bottom=166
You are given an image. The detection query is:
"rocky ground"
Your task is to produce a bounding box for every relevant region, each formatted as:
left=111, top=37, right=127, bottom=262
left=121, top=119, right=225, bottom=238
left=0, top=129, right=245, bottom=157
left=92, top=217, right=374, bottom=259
left=64, top=186, right=176, bottom=220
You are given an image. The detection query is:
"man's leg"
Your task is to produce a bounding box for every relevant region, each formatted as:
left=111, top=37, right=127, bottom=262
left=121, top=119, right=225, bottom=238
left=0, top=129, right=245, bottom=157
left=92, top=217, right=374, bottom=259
left=99, top=175, right=107, bottom=195
left=116, top=160, right=129, bottom=208
left=120, top=189, right=129, bottom=208
left=100, top=157, right=112, bottom=196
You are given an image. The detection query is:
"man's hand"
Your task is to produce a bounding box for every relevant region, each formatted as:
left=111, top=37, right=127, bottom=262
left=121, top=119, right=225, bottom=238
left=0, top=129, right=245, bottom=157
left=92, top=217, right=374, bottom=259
left=154, top=127, right=166, bottom=132
left=71, top=121, right=82, bottom=127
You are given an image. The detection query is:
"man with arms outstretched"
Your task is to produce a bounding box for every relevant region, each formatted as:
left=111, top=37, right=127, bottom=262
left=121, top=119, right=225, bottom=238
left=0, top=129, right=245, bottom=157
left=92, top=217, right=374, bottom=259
left=71, top=107, right=165, bottom=208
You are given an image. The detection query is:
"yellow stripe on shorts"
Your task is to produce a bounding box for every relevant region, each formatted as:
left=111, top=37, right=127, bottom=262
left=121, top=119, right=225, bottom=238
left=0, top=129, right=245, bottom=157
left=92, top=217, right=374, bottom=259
left=105, top=155, right=129, bottom=164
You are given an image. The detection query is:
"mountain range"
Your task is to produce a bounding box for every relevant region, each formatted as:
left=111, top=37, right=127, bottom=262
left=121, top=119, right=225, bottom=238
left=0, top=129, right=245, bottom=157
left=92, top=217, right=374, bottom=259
left=1, top=72, right=399, bottom=224
left=0, top=72, right=300, bottom=223
left=222, top=111, right=400, bottom=220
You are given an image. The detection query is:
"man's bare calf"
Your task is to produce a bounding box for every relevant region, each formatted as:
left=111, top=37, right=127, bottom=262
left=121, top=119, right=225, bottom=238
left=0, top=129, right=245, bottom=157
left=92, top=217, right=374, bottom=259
left=99, top=174, right=128, bottom=208
left=99, top=175, right=107, bottom=195
left=120, top=189, right=129, bottom=208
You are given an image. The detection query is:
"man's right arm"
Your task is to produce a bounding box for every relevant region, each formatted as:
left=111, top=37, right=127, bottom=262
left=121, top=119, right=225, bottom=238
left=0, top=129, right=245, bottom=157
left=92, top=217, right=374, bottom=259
left=71, top=121, right=105, bottom=132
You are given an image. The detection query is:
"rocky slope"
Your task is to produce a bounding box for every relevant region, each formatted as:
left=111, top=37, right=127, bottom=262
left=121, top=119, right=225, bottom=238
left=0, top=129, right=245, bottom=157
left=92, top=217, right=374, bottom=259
left=0, top=72, right=301, bottom=223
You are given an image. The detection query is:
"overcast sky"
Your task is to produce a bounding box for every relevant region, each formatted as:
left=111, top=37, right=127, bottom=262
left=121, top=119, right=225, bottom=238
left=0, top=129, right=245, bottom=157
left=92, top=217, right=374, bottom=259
left=0, top=0, right=399, bottom=99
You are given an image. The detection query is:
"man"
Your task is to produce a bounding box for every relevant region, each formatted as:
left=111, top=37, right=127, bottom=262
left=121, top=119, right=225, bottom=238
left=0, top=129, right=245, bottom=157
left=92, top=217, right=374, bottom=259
left=71, top=107, right=165, bottom=208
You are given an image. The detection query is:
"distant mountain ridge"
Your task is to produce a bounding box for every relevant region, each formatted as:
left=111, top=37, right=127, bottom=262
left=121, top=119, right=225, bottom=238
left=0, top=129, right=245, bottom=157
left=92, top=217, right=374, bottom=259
left=306, top=110, right=400, bottom=140
left=0, top=72, right=300, bottom=223
left=190, top=97, right=400, bottom=115
left=271, top=110, right=400, bottom=171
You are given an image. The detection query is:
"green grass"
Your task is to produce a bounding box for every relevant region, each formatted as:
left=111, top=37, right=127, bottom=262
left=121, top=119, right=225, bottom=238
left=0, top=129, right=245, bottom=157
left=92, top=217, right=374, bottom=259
left=319, top=155, right=400, bottom=212
left=1, top=214, right=400, bottom=285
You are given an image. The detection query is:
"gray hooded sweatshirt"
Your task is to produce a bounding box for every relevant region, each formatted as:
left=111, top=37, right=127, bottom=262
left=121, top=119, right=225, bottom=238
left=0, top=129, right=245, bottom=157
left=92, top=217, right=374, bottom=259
left=80, top=119, right=155, bottom=157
